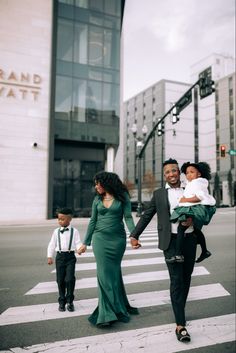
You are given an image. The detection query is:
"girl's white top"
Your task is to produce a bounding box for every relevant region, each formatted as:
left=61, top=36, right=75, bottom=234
left=179, top=177, right=216, bottom=207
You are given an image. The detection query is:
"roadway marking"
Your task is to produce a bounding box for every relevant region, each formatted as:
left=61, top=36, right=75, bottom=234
left=0, top=284, right=229, bottom=326
left=1, top=313, right=235, bottom=352
left=25, top=267, right=209, bottom=295
left=52, top=256, right=165, bottom=272
left=78, top=248, right=162, bottom=258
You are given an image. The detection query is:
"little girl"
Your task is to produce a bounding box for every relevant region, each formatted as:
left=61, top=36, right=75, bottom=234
left=167, top=161, right=216, bottom=263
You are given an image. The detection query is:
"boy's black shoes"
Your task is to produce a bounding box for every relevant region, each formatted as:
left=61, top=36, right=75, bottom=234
left=67, top=303, right=75, bottom=312
left=58, top=304, right=65, bottom=312
left=175, top=327, right=191, bottom=342
left=196, top=250, right=212, bottom=263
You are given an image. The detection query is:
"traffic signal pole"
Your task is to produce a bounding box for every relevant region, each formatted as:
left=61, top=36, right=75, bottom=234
left=138, top=80, right=199, bottom=159
left=135, top=74, right=215, bottom=216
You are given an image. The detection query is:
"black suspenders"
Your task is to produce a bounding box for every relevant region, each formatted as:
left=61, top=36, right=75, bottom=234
left=57, top=228, right=74, bottom=253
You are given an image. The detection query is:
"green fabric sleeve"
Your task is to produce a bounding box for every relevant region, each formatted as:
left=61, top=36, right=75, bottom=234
left=123, top=192, right=135, bottom=233
left=83, top=197, right=98, bottom=245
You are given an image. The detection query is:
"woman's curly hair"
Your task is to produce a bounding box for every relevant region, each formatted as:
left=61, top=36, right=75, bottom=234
left=94, top=171, right=129, bottom=202
left=181, top=161, right=212, bottom=180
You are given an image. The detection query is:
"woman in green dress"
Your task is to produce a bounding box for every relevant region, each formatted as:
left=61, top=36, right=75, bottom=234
left=78, top=171, right=139, bottom=326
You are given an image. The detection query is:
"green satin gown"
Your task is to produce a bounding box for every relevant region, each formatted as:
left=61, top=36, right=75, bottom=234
left=83, top=192, right=139, bottom=326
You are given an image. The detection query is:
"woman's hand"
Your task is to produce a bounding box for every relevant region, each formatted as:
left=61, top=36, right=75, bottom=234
left=77, top=244, right=87, bottom=255
left=130, top=237, right=142, bottom=249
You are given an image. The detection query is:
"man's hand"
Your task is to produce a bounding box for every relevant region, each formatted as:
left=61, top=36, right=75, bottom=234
left=47, top=257, right=53, bottom=265
left=181, top=217, right=193, bottom=227
left=130, top=237, right=142, bottom=249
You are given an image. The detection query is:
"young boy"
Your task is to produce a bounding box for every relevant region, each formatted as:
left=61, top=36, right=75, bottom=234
left=47, top=207, right=82, bottom=312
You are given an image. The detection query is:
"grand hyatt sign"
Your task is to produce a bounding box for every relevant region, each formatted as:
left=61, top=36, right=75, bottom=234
left=0, top=68, right=42, bottom=101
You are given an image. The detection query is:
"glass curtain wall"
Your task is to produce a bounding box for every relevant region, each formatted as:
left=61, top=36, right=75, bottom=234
left=52, top=0, right=123, bottom=216
left=55, top=0, right=121, bottom=133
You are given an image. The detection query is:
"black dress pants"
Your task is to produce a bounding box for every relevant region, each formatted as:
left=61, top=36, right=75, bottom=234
left=164, top=232, right=197, bottom=326
left=56, top=252, right=76, bottom=305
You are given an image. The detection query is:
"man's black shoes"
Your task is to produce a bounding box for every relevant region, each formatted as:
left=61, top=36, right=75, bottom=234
left=196, top=250, right=212, bottom=263
left=67, top=303, right=75, bottom=312
left=58, top=304, right=65, bottom=312
left=175, top=327, right=191, bottom=342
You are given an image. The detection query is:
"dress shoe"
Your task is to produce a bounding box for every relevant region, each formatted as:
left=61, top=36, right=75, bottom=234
left=175, top=327, right=191, bottom=342
left=67, top=303, right=75, bottom=312
left=58, top=304, right=65, bottom=312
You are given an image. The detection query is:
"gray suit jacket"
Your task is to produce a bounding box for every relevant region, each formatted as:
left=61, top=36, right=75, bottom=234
left=130, top=188, right=172, bottom=251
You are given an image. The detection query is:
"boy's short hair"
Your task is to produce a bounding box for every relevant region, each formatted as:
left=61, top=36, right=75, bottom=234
left=56, top=207, right=73, bottom=216
left=163, top=158, right=179, bottom=168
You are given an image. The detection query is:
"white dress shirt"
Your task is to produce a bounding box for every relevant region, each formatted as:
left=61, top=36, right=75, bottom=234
left=47, top=225, right=82, bottom=258
left=166, top=183, right=194, bottom=234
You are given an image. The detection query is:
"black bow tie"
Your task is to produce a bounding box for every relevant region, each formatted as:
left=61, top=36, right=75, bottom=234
left=60, top=227, right=69, bottom=233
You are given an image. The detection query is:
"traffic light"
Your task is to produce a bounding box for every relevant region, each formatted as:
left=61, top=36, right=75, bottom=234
left=199, top=77, right=215, bottom=99
left=157, top=120, right=164, bottom=136
left=220, top=145, right=226, bottom=157
left=172, top=107, right=180, bottom=124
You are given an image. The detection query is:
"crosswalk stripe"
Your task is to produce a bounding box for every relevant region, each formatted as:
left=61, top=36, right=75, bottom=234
left=126, top=241, right=157, bottom=247
left=52, top=256, right=165, bottom=272
left=1, top=313, right=235, bottom=352
left=78, top=248, right=161, bottom=258
left=0, top=283, right=229, bottom=326
left=25, top=267, right=209, bottom=295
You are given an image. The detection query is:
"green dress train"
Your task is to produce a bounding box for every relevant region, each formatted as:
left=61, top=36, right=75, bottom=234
left=83, top=192, right=139, bottom=326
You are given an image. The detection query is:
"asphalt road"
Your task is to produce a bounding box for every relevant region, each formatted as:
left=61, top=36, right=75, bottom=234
left=0, top=208, right=235, bottom=352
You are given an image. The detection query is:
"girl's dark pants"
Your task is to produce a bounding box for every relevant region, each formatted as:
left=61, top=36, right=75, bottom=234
left=164, top=231, right=197, bottom=326
left=56, top=252, right=76, bottom=305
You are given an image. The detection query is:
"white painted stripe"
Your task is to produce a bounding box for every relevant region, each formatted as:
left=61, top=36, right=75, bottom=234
left=2, top=314, right=235, bottom=352
left=25, top=267, right=209, bottom=295
left=78, top=248, right=161, bottom=258
left=126, top=241, right=157, bottom=247
left=0, top=284, right=229, bottom=326
left=52, top=256, right=165, bottom=272
left=127, top=236, right=158, bottom=241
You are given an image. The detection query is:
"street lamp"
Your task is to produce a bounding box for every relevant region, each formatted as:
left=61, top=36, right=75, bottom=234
left=131, top=123, right=148, bottom=216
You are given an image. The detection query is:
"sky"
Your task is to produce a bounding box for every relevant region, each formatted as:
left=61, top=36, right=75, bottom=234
left=123, top=0, right=235, bottom=101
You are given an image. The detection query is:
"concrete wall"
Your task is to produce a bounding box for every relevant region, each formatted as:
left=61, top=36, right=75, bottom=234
left=0, top=0, right=53, bottom=221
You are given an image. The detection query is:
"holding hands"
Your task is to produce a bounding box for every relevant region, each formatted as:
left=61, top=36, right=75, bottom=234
left=77, top=244, right=87, bottom=255
left=130, top=237, right=142, bottom=249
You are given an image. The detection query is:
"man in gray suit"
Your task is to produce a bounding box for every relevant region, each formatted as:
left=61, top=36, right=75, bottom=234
left=130, top=158, right=197, bottom=342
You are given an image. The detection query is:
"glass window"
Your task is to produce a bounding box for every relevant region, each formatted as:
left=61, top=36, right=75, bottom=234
left=104, top=0, right=120, bottom=16
left=103, top=82, right=119, bottom=117
left=90, top=0, right=103, bottom=12
left=72, top=78, right=87, bottom=122
left=104, top=29, right=112, bottom=68
left=57, top=19, right=73, bottom=62
left=55, top=75, right=72, bottom=119
left=86, top=80, right=102, bottom=122
left=74, top=23, right=88, bottom=64
left=89, top=68, right=103, bottom=80
left=89, top=26, right=103, bottom=66
left=59, top=0, right=73, bottom=4
left=89, top=13, right=103, bottom=26
left=75, top=0, right=88, bottom=8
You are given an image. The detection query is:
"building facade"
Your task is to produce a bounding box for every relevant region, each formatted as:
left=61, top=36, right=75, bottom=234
left=0, top=0, right=124, bottom=222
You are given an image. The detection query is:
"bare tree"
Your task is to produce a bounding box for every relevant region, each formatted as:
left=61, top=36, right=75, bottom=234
left=143, top=170, right=156, bottom=197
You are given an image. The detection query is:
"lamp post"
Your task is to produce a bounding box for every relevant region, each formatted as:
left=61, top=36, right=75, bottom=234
left=131, top=123, right=148, bottom=216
